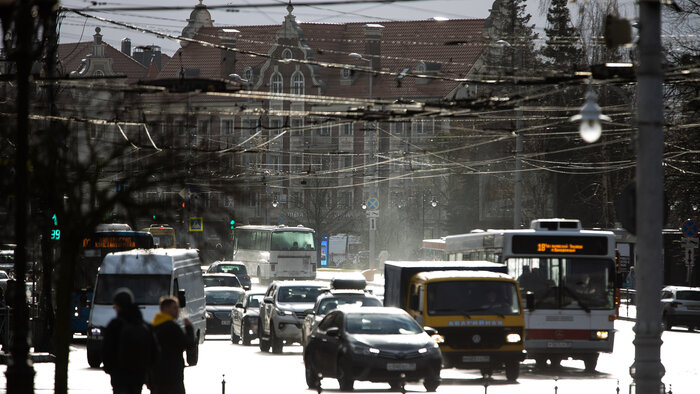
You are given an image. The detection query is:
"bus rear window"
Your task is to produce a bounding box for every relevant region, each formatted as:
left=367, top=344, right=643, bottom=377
left=271, top=231, right=315, bottom=251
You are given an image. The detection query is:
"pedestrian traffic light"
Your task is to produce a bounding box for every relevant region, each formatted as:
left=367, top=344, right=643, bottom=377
left=230, top=219, right=235, bottom=230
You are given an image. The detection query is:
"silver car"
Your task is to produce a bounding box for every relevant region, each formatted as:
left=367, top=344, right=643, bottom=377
left=661, top=286, right=700, bottom=331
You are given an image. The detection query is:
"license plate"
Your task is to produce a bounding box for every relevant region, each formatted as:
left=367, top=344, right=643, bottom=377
left=221, top=320, right=231, bottom=326
left=462, top=355, right=490, bottom=362
left=387, top=363, right=416, bottom=371
left=547, top=341, right=572, bottom=348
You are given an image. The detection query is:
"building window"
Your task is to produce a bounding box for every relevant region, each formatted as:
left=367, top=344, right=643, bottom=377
left=291, top=117, right=304, bottom=136
left=341, top=68, right=352, bottom=79
left=269, top=117, right=283, bottom=135
left=243, top=117, right=260, bottom=136
left=412, top=119, right=435, bottom=135
left=390, top=122, right=406, bottom=135
left=291, top=72, right=304, bottom=96
left=270, top=73, right=283, bottom=94
left=344, top=156, right=352, bottom=168
left=177, top=122, right=185, bottom=137
left=317, top=121, right=330, bottom=136
left=282, top=48, right=292, bottom=59
left=340, top=122, right=353, bottom=136
left=221, top=119, right=234, bottom=135
left=243, top=67, right=253, bottom=83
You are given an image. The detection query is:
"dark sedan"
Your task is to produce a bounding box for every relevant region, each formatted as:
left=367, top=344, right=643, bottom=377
left=303, top=307, right=442, bottom=392
left=207, top=261, right=251, bottom=290
left=231, top=291, right=265, bottom=345
left=205, top=287, right=245, bottom=335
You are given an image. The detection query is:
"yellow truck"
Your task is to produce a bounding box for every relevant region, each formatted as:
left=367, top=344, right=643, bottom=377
left=384, top=261, right=526, bottom=380
left=140, top=224, right=177, bottom=248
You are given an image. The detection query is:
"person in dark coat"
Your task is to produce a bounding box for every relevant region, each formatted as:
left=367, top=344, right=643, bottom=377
left=102, top=288, right=149, bottom=394
left=150, top=295, right=195, bottom=394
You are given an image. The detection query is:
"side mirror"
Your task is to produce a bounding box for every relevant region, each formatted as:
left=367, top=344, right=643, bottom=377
left=263, top=296, right=274, bottom=304
left=326, top=327, right=340, bottom=337
left=178, top=289, right=187, bottom=308
left=304, top=309, right=313, bottom=315
left=235, top=303, right=243, bottom=309
left=525, top=292, right=535, bottom=311
left=424, top=326, right=437, bottom=336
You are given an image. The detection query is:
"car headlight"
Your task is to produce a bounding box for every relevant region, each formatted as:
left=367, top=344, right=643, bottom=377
left=276, top=309, right=294, bottom=316
left=506, top=333, right=522, bottom=343
left=430, top=334, right=445, bottom=344
left=205, top=311, right=212, bottom=319
left=90, top=327, right=101, bottom=336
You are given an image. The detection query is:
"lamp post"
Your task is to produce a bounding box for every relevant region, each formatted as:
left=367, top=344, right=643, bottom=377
left=570, top=87, right=611, bottom=143
left=349, top=52, right=377, bottom=270
left=421, top=194, right=438, bottom=239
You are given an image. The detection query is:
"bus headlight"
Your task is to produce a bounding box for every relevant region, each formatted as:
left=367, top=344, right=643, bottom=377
left=594, top=330, right=609, bottom=340
left=205, top=312, right=212, bottom=319
left=506, top=333, right=522, bottom=343
left=90, top=327, right=101, bottom=336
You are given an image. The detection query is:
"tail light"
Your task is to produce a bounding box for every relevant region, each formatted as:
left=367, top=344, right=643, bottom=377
left=670, top=301, right=681, bottom=308
left=242, top=275, right=250, bottom=281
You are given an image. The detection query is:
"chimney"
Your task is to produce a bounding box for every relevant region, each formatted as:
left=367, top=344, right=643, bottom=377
left=121, top=38, right=132, bottom=56
left=362, top=24, right=384, bottom=72
left=220, top=28, right=239, bottom=79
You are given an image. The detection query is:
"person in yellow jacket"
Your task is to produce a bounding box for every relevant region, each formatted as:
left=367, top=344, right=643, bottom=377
left=149, top=296, right=195, bottom=394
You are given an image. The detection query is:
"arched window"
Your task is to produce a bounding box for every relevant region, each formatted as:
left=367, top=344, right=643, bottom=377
left=282, top=49, right=293, bottom=59
left=291, top=72, right=304, bottom=96
left=270, top=73, right=283, bottom=94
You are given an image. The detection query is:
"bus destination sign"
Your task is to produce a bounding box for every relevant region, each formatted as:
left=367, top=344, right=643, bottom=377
left=82, top=237, right=137, bottom=249
left=512, top=235, right=608, bottom=255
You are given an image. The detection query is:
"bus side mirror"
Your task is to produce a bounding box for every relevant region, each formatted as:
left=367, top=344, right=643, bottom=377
left=178, top=289, right=187, bottom=308
left=525, top=292, right=535, bottom=311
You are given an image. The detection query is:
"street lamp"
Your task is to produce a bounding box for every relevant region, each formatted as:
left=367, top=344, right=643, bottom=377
left=348, top=52, right=372, bottom=100
left=570, top=88, right=611, bottom=143
left=422, top=195, right=438, bottom=239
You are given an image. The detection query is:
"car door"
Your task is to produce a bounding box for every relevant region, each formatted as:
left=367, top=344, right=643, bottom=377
left=262, top=284, right=276, bottom=335
left=315, top=311, right=344, bottom=376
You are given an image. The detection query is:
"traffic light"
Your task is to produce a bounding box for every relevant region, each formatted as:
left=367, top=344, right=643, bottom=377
left=50, top=213, right=61, bottom=240
left=230, top=219, right=235, bottom=230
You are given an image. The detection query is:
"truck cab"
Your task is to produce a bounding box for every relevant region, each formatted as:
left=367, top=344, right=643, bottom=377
left=384, top=261, right=526, bottom=381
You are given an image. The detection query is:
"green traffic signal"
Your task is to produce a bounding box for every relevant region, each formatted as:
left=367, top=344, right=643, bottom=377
left=230, top=219, right=235, bottom=230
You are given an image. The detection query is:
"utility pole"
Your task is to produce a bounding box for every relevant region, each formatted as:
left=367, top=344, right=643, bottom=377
left=5, top=0, right=37, bottom=391
left=630, top=0, right=665, bottom=393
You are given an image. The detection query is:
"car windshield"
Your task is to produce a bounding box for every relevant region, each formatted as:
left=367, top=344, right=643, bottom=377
left=271, top=231, right=315, bottom=251
left=203, top=276, right=240, bottom=287
left=427, top=281, right=520, bottom=316
left=247, top=294, right=264, bottom=307
left=277, top=286, right=325, bottom=303
left=94, top=274, right=170, bottom=305
left=209, top=264, right=247, bottom=275
left=677, top=291, right=700, bottom=301
left=318, top=296, right=382, bottom=314
left=206, top=290, right=244, bottom=305
left=345, top=313, right=422, bottom=335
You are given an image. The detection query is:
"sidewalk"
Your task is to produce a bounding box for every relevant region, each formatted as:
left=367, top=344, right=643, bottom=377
left=618, top=303, right=636, bottom=321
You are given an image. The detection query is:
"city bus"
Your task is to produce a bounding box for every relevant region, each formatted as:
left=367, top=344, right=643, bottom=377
left=233, top=225, right=316, bottom=284
left=140, top=224, right=177, bottom=248
left=422, top=218, right=619, bottom=372
left=72, top=228, right=154, bottom=333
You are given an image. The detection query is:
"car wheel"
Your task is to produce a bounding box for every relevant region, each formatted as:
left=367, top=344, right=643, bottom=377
left=231, top=322, right=240, bottom=344
left=186, top=342, right=199, bottom=366
left=505, top=361, right=520, bottom=381
left=305, top=362, right=320, bottom=389
left=271, top=326, right=284, bottom=354
left=535, top=356, right=547, bottom=369
left=423, top=374, right=440, bottom=392
left=258, top=320, right=270, bottom=352
left=479, top=368, right=492, bottom=378
left=689, top=326, right=696, bottom=332
left=583, top=354, right=598, bottom=373
left=242, top=319, right=252, bottom=346
left=86, top=348, right=102, bottom=368
left=337, top=357, right=354, bottom=391
left=662, top=315, right=672, bottom=330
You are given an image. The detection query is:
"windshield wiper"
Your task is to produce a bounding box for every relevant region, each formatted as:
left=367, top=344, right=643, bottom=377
left=561, top=286, right=590, bottom=313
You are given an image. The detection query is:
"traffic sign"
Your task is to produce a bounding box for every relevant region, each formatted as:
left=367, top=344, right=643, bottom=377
left=681, top=219, right=698, bottom=238
left=366, top=210, right=379, bottom=218
left=189, top=217, right=203, bottom=232
left=366, top=197, right=379, bottom=211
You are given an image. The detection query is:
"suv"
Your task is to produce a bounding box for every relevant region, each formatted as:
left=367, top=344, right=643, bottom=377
left=661, top=286, right=700, bottom=331
left=258, top=281, right=327, bottom=353
left=207, top=261, right=251, bottom=290
left=301, top=277, right=382, bottom=347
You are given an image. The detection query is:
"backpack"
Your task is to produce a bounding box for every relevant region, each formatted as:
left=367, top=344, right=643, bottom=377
left=117, top=319, right=159, bottom=372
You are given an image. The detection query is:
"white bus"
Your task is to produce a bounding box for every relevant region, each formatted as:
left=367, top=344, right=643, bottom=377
left=233, top=225, right=317, bottom=284
left=422, top=218, right=620, bottom=372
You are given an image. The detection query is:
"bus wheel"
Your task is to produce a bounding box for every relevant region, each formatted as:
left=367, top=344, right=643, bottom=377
left=549, top=356, right=562, bottom=368
left=505, top=361, right=520, bottom=381
left=583, top=354, right=598, bottom=373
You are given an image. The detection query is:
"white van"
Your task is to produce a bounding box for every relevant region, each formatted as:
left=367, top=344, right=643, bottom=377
left=86, top=248, right=206, bottom=368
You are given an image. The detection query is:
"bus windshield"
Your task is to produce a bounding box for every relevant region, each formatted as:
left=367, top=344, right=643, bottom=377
left=271, top=231, right=315, bottom=251
left=427, top=281, right=521, bottom=316
left=507, top=257, right=614, bottom=310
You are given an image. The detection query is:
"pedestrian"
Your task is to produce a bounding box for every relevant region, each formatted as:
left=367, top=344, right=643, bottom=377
left=626, top=266, right=636, bottom=288
left=150, top=295, right=195, bottom=394
left=102, top=288, right=157, bottom=394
